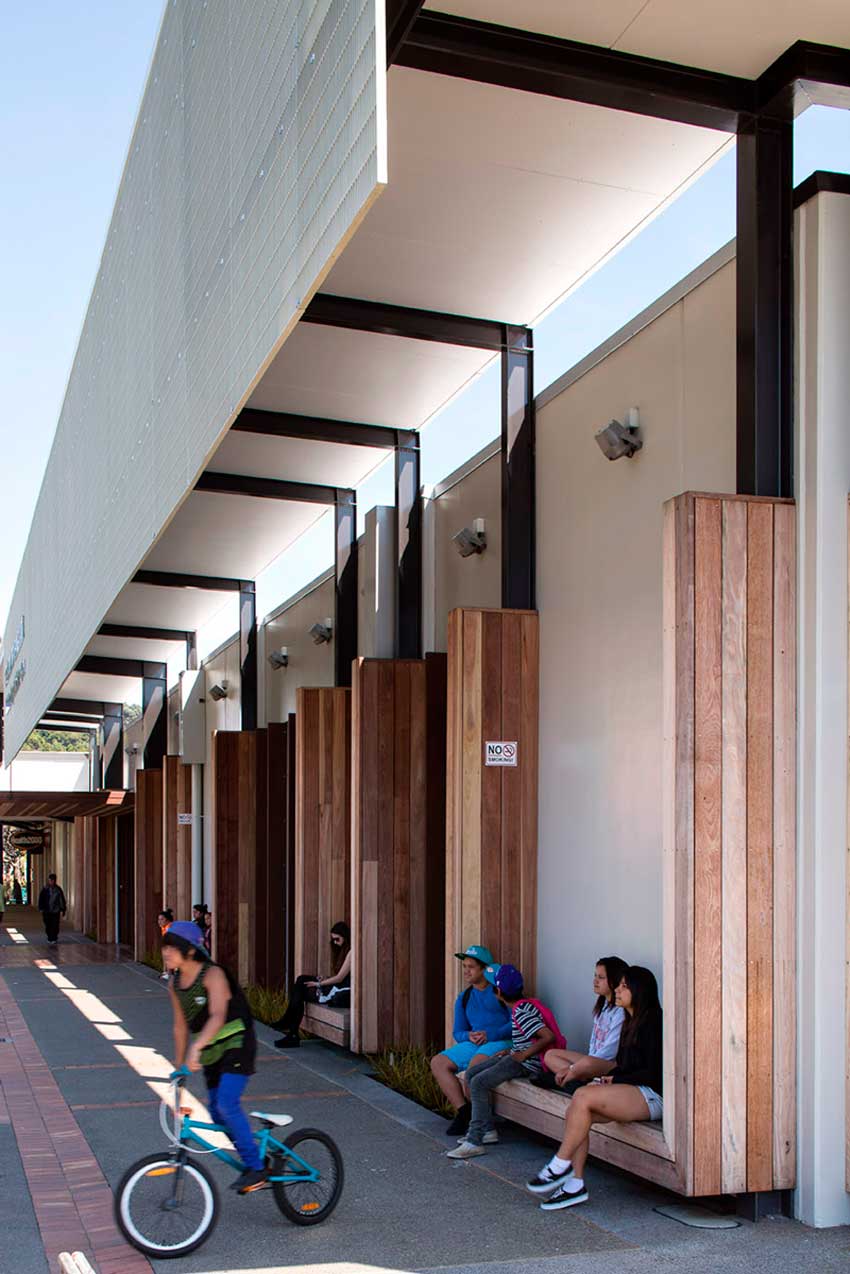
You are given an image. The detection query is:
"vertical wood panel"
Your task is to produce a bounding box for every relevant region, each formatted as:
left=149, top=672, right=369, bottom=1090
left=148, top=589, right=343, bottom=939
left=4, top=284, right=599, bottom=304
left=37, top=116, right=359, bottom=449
left=445, top=609, right=539, bottom=1038
left=746, top=501, right=775, bottom=1192
left=721, top=498, right=748, bottom=1194
left=294, top=688, right=351, bottom=1000
left=212, top=731, right=265, bottom=981
left=393, top=663, right=411, bottom=1044
left=134, top=769, right=163, bottom=961
left=163, top=756, right=192, bottom=923
left=693, top=498, right=723, bottom=1196
left=772, top=502, right=796, bottom=1189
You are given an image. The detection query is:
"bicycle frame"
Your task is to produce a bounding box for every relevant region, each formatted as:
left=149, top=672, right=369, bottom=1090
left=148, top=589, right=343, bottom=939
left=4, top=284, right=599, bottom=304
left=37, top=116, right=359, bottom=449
left=177, top=1114, right=321, bottom=1185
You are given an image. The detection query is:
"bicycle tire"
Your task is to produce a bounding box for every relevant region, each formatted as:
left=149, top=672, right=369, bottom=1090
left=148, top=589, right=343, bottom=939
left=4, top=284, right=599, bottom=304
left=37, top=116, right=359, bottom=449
left=115, top=1152, right=219, bottom=1258
left=269, top=1128, right=344, bottom=1226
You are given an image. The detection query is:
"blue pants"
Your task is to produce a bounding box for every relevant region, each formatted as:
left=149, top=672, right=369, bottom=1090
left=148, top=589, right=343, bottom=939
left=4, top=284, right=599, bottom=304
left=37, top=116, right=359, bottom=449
left=207, top=1072, right=262, bottom=1171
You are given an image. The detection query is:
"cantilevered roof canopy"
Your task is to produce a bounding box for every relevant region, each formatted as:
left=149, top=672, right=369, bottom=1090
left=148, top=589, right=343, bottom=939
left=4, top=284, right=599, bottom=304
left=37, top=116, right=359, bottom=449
left=5, top=0, right=850, bottom=756
left=0, top=790, right=134, bottom=820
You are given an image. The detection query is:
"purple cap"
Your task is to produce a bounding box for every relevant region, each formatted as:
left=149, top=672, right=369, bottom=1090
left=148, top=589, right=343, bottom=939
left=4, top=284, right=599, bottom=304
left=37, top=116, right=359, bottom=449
left=483, top=962, right=524, bottom=997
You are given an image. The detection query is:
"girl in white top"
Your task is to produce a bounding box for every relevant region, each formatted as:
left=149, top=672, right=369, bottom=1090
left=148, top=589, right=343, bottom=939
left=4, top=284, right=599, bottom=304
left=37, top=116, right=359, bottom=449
left=543, top=956, right=628, bottom=1086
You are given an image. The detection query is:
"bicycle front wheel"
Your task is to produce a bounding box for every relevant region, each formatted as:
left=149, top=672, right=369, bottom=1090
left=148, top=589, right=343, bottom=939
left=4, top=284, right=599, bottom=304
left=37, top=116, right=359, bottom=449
left=115, top=1153, right=219, bottom=1258
left=269, top=1128, right=344, bottom=1225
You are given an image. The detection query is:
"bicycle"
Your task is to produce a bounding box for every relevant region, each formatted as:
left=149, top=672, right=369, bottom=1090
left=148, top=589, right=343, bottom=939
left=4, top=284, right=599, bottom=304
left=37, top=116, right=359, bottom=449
left=114, top=1067, right=344, bottom=1258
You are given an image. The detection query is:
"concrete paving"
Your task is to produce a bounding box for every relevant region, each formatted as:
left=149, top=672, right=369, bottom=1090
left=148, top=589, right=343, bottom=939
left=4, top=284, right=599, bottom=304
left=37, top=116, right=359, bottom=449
left=0, top=912, right=848, bottom=1274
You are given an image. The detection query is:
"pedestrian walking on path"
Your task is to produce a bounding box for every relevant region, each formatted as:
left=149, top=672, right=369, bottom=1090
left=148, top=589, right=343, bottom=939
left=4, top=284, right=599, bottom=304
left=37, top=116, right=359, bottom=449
left=37, top=872, right=66, bottom=945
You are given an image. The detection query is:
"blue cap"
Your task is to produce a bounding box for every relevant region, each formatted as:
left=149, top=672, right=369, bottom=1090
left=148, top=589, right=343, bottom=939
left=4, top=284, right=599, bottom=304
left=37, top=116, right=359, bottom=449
left=163, top=920, right=208, bottom=953
left=454, top=944, right=495, bottom=965
left=484, top=962, right=524, bottom=997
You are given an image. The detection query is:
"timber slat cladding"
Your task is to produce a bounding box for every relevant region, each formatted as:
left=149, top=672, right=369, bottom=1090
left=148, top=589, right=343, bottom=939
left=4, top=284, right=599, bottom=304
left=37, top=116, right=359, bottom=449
left=163, top=756, right=192, bottom=922
left=265, top=720, right=293, bottom=989
left=294, top=689, right=351, bottom=994
left=664, top=493, right=796, bottom=1197
left=212, top=730, right=268, bottom=985
left=134, top=769, right=163, bottom=961
left=351, top=656, right=447, bottom=1054
left=445, top=608, right=539, bottom=1045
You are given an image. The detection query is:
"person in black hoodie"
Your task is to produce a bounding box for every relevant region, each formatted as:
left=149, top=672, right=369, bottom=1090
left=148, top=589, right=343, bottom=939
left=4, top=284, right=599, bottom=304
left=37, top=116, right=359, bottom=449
left=525, top=965, right=663, bottom=1211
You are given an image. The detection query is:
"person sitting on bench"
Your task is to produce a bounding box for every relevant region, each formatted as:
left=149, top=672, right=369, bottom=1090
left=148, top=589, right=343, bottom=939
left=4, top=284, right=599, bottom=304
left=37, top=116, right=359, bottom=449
left=431, top=944, right=512, bottom=1137
left=537, top=955, right=628, bottom=1092
left=526, top=964, right=663, bottom=1211
left=273, top=921, right=351, bottom=1049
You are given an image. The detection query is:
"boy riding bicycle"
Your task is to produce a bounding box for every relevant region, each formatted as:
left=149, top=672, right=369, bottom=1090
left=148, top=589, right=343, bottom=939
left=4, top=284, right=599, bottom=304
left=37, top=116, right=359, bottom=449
left=162, top=921, right=267, bottom=1193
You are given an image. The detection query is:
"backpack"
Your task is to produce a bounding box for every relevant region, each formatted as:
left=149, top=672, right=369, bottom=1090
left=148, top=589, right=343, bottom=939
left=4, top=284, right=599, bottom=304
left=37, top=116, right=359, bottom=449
left=516, top=998, right=565, bottom=1069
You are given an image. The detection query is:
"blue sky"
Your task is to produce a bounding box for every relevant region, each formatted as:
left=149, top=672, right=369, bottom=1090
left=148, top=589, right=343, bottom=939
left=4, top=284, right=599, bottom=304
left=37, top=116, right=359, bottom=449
left=2, top=3, right=849, bottom=649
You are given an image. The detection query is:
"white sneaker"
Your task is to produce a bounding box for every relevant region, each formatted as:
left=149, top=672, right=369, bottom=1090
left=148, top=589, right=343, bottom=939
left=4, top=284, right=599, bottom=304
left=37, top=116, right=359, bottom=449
left=458, top=1130, right=498, bottom=1145
left=446, top=1140, right=486, bottom=1159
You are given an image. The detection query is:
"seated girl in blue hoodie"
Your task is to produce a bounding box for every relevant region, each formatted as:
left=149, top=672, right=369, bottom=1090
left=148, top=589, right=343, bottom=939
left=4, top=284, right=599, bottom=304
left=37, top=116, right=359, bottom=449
left=431, top=944, right=512, bottom=1137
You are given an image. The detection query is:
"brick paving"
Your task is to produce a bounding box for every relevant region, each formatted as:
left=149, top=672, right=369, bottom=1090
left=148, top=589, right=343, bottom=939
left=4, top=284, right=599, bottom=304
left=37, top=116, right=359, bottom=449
left=0, top=922, right=151, bottom=1274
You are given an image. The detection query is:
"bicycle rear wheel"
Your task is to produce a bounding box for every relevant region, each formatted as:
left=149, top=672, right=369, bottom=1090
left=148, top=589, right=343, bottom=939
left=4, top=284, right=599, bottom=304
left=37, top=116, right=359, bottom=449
left=269, top=1128, right=344, bottom=1225
left=115, top=1152, right=219, bottom=1258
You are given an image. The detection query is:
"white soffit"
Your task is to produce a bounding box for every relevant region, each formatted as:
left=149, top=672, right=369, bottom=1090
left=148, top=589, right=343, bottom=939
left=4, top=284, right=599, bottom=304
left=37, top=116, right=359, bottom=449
left=209, top=433, right=389, bottom=489
left=105, top=585, right=235, bottom=634
left=427, top=0, right=850, bottom=78
left=249, top=321, right=493, bottom=426
left=324, top=68, right=730, bottom=325
left=142, top=491, right=325, bottom=581
left=84, top=635, right=182, bottom=665
left=58, top=672, right=143, bottom=706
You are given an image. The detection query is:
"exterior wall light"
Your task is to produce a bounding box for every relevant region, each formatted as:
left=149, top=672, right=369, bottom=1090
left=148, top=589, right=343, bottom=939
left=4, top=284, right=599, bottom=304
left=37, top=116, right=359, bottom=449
left=208, top=682, right=229, bottom=701
left=453, top=518, right=487, bottom=557
left=309, top=619, right=333, bottom=645
left=595, top=407, right=642, bottom=460
left=268, top=647, right=289, bottom=669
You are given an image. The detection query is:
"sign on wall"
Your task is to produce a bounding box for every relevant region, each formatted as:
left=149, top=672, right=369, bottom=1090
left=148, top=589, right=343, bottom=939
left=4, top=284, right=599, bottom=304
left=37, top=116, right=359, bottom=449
left=485, top=741, right=518, bottom=767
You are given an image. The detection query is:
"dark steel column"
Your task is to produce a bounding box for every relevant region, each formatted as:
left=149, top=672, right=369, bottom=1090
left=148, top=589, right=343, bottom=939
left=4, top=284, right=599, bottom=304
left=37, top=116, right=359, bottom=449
left=142, top=663, right=167, bottom=770
left=101, top=702, right=124, bottom=790
left=335, top=491, right=358, bottom=686
left=240, top=583, right=258, bottom=731
left=736, top=112, right=794, bottom=498
left=501, top=325, right=536, bottom=610
left=396, top=432, right=422, bottom=658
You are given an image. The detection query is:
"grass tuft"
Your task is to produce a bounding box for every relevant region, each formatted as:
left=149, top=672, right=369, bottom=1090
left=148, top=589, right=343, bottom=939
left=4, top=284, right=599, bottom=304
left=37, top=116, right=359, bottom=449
left=244, top=983, right=288, bottom=1026
left=368, top=1045, right=453, bottom=1118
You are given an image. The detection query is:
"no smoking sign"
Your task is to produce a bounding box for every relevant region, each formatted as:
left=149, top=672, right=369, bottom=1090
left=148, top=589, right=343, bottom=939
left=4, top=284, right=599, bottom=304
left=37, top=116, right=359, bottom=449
left=485, top=740, right=518, bottom=767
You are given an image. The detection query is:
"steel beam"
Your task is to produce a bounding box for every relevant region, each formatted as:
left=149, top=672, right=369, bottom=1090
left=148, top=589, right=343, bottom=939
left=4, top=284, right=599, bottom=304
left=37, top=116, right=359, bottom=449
left=232, top=407, right=409, bottom=451
left=502, top=326, right=536, bottom=610
left=395, top=433, right=422, bottom=658
left=395, top=11, right=750, bottom=131
left=50, top=698, right=105, bottom=717
left=133, top=569, right=246, bottom=592
left=75, top=655, right=166, bottom=680
left=196, top=470, right=345, bottom=506
left=303, top=292, right=511, bottom=351
left=98, top=622, right=193, bottom=643
left=335, top=491, right=358, bottom=686
left=387, top=0, right=425, bottom=65
left=240, top=583, right=258, bottom=732
left=736, top=113, right=793, bottom=498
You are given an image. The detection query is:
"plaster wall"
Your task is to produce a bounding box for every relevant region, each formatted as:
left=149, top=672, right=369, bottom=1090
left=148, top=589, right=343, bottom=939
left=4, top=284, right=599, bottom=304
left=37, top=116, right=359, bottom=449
left=535, top=259, right=736, bottom=1050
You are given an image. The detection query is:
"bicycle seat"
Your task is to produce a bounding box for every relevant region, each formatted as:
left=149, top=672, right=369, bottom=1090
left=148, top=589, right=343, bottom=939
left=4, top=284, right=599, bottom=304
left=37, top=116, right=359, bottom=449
left=250, top=1111, right=294, bottom=1127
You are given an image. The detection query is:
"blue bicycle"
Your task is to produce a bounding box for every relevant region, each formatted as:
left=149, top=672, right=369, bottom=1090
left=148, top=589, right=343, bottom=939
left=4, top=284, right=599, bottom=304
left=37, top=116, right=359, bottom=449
left=114, top=1069, right=343, bottom=1258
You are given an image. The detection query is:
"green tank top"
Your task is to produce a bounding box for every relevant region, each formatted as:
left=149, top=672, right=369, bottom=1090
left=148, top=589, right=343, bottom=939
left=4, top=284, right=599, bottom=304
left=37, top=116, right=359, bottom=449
left=173, top=961, right=253, bottom=1070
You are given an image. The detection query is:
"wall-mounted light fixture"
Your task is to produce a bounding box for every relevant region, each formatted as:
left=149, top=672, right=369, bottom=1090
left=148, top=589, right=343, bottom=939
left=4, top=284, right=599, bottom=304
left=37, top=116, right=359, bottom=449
left=309, top=619, right=334, bottom=645
left=208, top=681, right=229, bottom=701
left=268, top=646, right=289, bottom=670
left=595, top=407, right=642, bottom=460
left=453, top=518, right=487, bottom=558
left=124, top=743, right=139, bottom=756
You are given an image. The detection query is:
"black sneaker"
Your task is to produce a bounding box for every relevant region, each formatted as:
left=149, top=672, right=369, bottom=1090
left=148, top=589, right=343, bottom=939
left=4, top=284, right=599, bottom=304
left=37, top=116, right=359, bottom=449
left=540, top=1182, right=589, bottom=1210
left=445, top=1103, right=471, bottom=1136
left=274, top=1034, right=300, bottom=1049
left=526, top=1161, right=573, bottom=1195
left=235, top=1168, right=269, bottom=1194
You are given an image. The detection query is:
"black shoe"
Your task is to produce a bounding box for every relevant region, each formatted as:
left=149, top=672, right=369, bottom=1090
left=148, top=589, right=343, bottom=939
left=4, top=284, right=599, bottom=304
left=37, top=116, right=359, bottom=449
left=530, top=1071, right=557, bottom=1089
left=540, top=1182, right=589, bottom=1210
left=526, top=1161, right=573, bottom=1195
left=445, top=1102, right=471, bottom=1136
left=274, top=1034, right=300, bottom=1049
left=234, top=1168, right=269, bottom=1194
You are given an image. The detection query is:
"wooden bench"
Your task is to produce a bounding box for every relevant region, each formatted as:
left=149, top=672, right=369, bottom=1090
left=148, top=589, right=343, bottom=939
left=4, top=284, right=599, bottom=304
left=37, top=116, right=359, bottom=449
left=302, top=1002, right=351, bottom=1049
left=492, top=1079, right=683, bottom=1193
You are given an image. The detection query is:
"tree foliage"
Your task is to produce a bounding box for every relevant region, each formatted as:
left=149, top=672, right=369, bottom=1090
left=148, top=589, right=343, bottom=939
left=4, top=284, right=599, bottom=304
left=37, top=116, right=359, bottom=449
left=24, top=728, right=90, bottom=753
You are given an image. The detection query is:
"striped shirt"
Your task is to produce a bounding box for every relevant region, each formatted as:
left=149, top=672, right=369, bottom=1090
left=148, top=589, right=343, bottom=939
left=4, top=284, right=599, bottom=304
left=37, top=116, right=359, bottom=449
left=511, top=1000, right=546, bottom=1074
